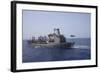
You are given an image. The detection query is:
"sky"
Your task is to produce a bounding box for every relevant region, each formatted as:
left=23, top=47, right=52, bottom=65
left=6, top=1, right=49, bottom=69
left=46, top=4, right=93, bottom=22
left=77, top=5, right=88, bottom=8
left=22, top=10, right=91, bottom=40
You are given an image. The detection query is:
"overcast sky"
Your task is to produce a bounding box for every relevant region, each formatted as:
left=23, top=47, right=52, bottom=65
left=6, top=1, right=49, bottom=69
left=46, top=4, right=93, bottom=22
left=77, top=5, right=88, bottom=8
left=22, top=10, right=91, bottom=40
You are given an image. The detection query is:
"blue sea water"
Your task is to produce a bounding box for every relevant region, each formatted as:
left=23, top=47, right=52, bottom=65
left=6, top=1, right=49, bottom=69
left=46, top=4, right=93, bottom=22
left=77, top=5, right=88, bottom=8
left=22, top=38, right=91, bottom=63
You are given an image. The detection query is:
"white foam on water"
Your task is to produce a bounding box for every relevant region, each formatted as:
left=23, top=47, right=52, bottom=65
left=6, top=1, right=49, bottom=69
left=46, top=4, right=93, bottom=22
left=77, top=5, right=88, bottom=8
left=73, top=45, right=90, bottom=49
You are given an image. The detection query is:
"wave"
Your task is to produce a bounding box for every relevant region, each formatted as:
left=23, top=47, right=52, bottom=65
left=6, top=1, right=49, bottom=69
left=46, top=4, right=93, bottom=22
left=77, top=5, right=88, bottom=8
left=73, top=45, right=90, bottom=49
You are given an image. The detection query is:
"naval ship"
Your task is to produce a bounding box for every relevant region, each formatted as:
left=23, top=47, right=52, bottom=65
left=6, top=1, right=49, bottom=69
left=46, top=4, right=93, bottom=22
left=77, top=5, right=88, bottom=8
left=28, top=28, right=74, bottom=48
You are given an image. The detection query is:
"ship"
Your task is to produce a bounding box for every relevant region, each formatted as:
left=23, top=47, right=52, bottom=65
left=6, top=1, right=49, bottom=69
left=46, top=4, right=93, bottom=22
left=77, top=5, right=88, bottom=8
left=28, top=28, right=75, bottom=48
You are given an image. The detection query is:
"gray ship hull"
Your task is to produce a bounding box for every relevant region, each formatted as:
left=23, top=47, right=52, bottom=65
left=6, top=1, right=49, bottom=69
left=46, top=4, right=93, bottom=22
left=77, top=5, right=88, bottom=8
left=31, top=42, right=74, bottom=48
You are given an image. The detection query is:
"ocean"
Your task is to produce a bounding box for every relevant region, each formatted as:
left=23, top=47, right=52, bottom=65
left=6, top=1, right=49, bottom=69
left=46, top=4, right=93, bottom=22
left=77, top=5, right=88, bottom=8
left=22, top=38, right=91, bottom=63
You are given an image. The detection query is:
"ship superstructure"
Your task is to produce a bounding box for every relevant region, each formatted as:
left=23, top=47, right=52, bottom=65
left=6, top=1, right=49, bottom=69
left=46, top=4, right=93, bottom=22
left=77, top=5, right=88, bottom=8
left=28, top=28, right=74, bottom=48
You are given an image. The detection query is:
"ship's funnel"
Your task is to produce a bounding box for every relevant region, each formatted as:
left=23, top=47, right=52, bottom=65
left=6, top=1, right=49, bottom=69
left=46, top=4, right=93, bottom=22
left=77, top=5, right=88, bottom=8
left=54, top=28, right=60, bottom=35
